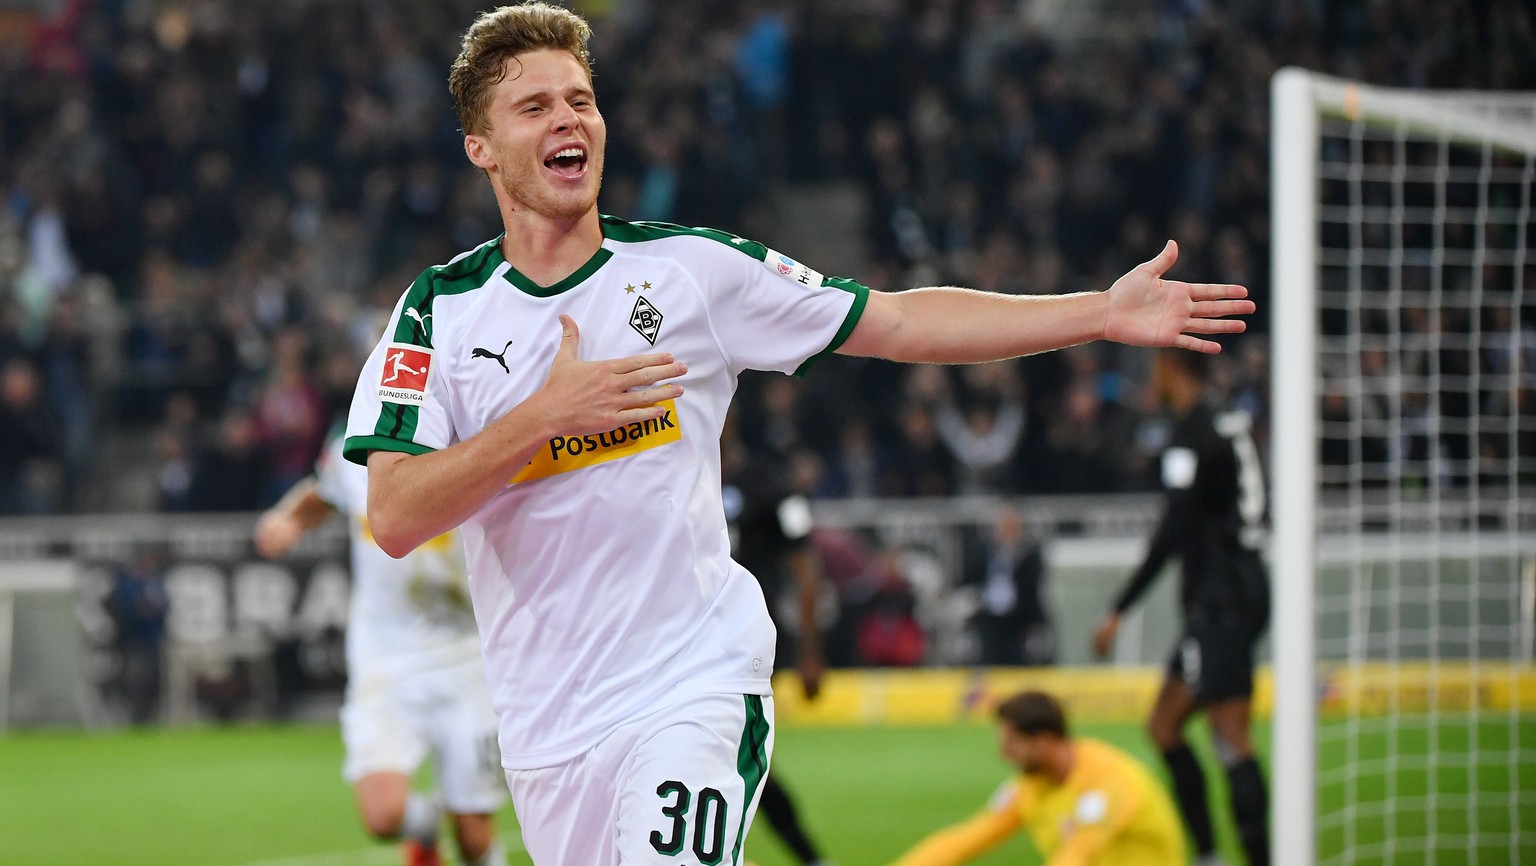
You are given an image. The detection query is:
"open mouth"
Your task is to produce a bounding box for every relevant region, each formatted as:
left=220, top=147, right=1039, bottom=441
left=543, top=144, right=588, bottom=179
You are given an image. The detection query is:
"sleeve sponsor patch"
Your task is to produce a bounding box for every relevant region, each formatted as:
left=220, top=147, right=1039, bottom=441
left=377, top=343, right=433, bottom=405
left=762, top=248, right=825, bottom=289
left=1161, top=446, right=1198, bottom=490
left=1074, top=790, right=1109, bottom=825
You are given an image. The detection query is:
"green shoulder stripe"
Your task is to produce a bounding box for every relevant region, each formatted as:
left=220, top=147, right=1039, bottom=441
left=392, top=237, right=507, bottom=347
left=600, top=215, right=768, bottom=262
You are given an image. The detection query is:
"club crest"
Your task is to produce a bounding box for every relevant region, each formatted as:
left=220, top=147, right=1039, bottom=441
left=630, top=296, right=663, bottom=345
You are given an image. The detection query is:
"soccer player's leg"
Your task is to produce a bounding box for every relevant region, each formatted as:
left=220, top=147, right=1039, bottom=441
left=1153, top=638, right=1216, bottom=859
left=342, top=677, right=438, bottom=862
left=1200, top=623, right=1270, bottom=866
left=615, top=693, right=774, bottom=866
left=429, top=663, right=508, bottom=866
left=756, top=773, right=831, bottom=866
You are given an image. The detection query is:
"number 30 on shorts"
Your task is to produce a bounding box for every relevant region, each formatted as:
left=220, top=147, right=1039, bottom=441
left=649, top=780, right=729, bottom=864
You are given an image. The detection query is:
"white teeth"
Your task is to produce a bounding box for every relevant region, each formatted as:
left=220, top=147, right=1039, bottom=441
left=553, top=147, right=583, bottom=159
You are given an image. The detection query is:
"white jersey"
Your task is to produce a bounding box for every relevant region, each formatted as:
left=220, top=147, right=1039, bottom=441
left=313, top=434, right=482, bottom=680
left=344, top=217, right=867, bottom=768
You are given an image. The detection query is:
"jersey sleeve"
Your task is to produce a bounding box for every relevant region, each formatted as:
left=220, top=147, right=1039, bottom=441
left=343, top=282, right=456, bottom=465
left=697, top=237, right=869, bottom=377
left=312, top=433, right=350, bottom=514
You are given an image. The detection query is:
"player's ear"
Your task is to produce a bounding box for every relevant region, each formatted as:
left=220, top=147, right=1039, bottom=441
left=465, top=134, right=495, bottom=171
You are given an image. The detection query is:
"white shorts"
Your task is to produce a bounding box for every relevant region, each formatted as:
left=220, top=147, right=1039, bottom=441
left=341, top=657, right=507, bottom=814
left=505, top=693, right=774, bottom=866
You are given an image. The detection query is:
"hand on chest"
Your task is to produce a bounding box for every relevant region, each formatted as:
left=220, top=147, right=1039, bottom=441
left=447, top=274, right=709, bottom=428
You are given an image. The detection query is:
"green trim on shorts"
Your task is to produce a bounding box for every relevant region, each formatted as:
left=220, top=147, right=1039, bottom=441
left=731, top=694, right=770, bottom=864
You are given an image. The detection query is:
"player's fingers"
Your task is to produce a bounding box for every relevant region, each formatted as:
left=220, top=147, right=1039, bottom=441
left=1173, top=333, right=1224, bottom=354
left=613, top=394, right=680, bottom=424
left=1141, top=239, right=1178, bottom=275
left=1189, top=299, right=1256, bottom=318
left=618, top=361, right=687, bottom=390
left=608, top=352, right=677, bottom=375
left=1188, top=282, right=1249, bottom=301
left=1184, top=318, right=1248, bottom=335
left=554, top=315, right=581, bottom=362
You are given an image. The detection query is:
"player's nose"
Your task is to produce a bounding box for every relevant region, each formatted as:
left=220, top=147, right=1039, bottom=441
left=549, top=100, right=580, bottom=133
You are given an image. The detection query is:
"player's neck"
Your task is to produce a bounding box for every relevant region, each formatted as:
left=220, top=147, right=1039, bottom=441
left=498, top=208, right=604, bottom=288
left=1041, top=740, right=1076, bottom=784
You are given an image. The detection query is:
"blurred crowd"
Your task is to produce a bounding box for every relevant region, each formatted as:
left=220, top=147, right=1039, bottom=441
left=1, top=0, right=1532, bottom=514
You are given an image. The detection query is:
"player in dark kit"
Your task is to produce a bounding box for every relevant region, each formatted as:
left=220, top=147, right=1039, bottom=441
left=1093, top=348, right=1270, bottom=866
left=722, top=424, right=834, bottom=866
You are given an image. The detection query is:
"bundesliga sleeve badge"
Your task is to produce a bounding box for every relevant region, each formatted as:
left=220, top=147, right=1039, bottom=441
left=377, top=343, right=433, bottom=405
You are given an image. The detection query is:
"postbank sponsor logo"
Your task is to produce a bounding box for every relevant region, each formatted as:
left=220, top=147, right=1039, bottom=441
left=510, top=398, right=683, bottom=484
left=378, top=343, right=433, bottom=405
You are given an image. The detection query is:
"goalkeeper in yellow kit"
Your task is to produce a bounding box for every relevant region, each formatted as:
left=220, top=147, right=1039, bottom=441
left=889, top=691, right=1185, bottom=866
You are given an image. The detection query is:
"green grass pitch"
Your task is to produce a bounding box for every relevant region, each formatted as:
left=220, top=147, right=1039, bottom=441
left=1, top=717, right=1531, bottom=865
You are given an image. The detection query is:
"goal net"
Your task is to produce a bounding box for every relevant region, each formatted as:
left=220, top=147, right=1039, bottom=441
left=1271, top=68, right=1536, bottom=865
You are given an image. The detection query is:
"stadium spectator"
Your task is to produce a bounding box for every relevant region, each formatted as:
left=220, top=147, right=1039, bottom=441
left=3, top=0, right=1532, bottom=511
left=887, top=689, right=1185, bottom=866
left=961, top=506, right=1054, bottom=667
left=0, top=356, right=66, bottom=514
left=106, top=542, right=170, bottom=725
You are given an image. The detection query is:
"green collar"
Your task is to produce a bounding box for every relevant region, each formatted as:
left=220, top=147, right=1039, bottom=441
left=500, top=231, right=615, bottom=298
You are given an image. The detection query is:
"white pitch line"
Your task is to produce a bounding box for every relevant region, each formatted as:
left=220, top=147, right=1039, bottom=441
left=232, top=833, right=525, bottom=866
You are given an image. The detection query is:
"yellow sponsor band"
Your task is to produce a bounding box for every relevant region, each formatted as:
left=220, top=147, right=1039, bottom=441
left=510, top=398, right=682, bottom=484
left=771, top=662, right=1536, bottom=727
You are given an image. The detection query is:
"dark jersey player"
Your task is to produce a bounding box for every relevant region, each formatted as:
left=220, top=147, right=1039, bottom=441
left=1093, top=348, right=1270, bottom=866
left=722, top=425, right=833, bottom=866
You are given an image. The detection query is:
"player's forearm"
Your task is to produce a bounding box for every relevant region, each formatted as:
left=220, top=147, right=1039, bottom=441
left=266, top=479, right=334, bottom=530
left=844, top=288, right=1109, bottom=364
left=891, top=811, right=1017, bottom=866
left=366, top=402, right=558, bottom=557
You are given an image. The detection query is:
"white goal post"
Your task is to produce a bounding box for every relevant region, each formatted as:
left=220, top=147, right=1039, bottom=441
left=1272, top=67, right=1536, bottom=866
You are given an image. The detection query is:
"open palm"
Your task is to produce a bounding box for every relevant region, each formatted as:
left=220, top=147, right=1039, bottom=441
left=1103, top=240, right=1254, bottom=353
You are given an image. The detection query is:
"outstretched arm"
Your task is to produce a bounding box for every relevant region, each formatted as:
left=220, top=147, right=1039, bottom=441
left=365, top=316, right=687, bottom=558
left=889, top=805, right=1021, bottom=866
left=839, top=241, right=1250, bottom=363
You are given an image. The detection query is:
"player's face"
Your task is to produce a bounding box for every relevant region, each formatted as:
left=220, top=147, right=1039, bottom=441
left=999, top=723, right=1046, bottom=774
left=468, top=48, right=605, bottom=222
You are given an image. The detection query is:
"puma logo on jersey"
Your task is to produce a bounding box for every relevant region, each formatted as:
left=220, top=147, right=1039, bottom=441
left=509, top=399, right=683, bottom=484
left=404, top=307, right=432, bottom=337
left=471, top=341, right=515, bottom=374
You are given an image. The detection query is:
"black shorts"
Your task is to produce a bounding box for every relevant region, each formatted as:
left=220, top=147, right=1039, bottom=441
left=1166, top=619, right=1261, bottom=704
